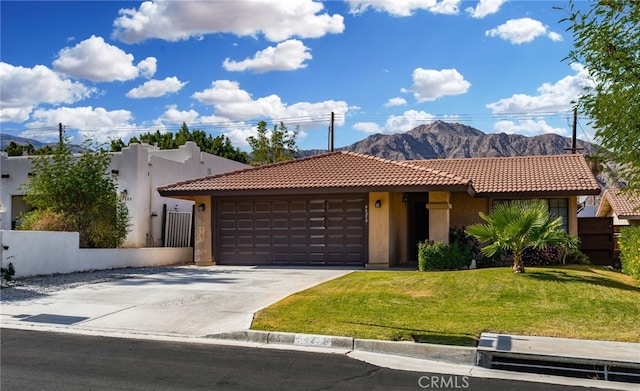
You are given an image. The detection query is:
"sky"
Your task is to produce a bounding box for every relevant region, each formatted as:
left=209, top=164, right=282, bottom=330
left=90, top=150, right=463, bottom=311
left=0, top=0, right=596, bottom=151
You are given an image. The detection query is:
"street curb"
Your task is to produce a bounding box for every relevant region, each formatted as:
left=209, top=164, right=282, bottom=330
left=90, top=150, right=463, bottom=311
left=205, top=330, right=476, bottom=365
left=354, top=338, right=477, bottom=365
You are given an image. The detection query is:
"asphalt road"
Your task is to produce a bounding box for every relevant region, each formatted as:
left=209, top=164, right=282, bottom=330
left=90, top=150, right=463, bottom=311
left=1, top=329, right=594, bottom=391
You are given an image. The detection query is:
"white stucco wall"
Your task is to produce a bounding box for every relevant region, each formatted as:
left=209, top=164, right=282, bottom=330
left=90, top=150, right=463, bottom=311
left=0, top=230, right=193, bottom=278
left=0, top=142, right=248, bottom=248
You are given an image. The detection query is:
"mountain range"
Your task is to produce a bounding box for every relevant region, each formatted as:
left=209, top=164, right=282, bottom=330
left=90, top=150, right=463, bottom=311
left=300, top=121, right=598, bottom=160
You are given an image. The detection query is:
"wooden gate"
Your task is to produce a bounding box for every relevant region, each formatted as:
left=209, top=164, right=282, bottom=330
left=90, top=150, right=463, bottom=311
left=578, top=217, right=615, bottom=266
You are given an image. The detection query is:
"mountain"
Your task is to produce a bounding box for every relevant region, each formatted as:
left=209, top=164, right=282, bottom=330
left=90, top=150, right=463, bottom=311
left=301, top=121, right=599, bottom=160
left=0, top=134, right=47, bottom=150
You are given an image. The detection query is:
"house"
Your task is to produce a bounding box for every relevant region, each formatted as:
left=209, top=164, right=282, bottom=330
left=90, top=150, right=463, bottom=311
left=158, top=152, right=601, bottom=268
left=0, top=142, right=249, bottom=248
left=596, top=188, right=640, bottom=227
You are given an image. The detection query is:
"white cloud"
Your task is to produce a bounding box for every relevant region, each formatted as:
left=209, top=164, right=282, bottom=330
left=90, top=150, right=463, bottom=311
left=159, top=105, right=199, bottom=124
left=401, top=68, right=470, bottom=102
left=192, top=80, right=349, bottom=129
left=493, top=119, right=567, bottom=136
left=223, top=39, right=312, bottom=73
left=354, top=110, right=436, bottom=134
left=347, top=0, right=460, bottom=16
left=112, top=0, right=344, bottom=43
left=23, top=106, right=135, bottom=143
left=53, top=35, right=156, bottom=82
left=137, top=57, right=158, bottom=78
left=126, top=77, right=187, bottom=98
left=384, top=97, right=407, bottom=107
left=0, top=62, right=94, bottom=122
left=485, top=18, right=561, bottom=44
left=486, top=63, right=594, bottom=114
left=465, top=0, right=506, bottom=19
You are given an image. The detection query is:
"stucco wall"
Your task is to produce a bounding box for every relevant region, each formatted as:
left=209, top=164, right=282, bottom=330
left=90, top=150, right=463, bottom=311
left=450, top=192, right=489, bottom=229
left=0, top=230, right=192, bottom=278
left=0, top=143, right=248, bottom=248
left=367, top=192, right=408, bottom=267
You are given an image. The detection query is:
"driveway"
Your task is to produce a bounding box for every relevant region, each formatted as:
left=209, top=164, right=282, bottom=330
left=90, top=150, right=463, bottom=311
left=0, top=266, right=355, bottom=338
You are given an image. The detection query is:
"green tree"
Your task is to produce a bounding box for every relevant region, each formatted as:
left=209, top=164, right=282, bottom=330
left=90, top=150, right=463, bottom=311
left=247, top=121, right=298, bottom=166
left=19, top=140, right=129, bottom=248
left=563, top=1, right=640, bottom=190
left=3, top=141, right=24, bottom=156
left=110, top=123, right=248, bottom=163
left=465, top=200, right=567, bottom=273
left=110, top=138, right=126, bottom=152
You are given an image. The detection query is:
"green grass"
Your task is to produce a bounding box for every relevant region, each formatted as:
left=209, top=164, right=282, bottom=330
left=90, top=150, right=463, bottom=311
left=251, top=265, right=640, bottom=346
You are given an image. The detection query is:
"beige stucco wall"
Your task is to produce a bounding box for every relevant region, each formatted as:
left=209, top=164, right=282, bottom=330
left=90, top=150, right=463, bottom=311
left=450, top=192, right=489, bottom=229
left=193, top=195, right=214, bottom=266
left=367, top=192, right=408, bottom=268
left=427, top=191, right=451, bottom=244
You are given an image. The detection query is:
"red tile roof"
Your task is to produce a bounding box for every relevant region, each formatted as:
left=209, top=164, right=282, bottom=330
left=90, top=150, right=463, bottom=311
left=158, top=152, right=601, bottom=197
left=597, top=189, right=640, bottom=219
left=412, top=154, right=600, bottom=197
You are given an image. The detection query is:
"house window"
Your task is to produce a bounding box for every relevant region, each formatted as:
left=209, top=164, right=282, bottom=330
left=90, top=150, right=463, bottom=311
left=492, top=198, right=569, bottom=232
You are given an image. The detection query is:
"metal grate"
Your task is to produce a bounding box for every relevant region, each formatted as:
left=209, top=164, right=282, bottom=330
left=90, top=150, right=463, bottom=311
left=165, top=211, right=192, bottom=247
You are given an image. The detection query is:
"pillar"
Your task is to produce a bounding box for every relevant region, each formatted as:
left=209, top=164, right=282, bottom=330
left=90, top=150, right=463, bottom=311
left=193, top=196, right=214, bottom=266
left=427, top=191, right=451, bottom=244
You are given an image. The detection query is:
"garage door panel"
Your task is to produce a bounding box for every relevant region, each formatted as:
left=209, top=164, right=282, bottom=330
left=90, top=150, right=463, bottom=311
left=218, top=195, right=366, bottom=265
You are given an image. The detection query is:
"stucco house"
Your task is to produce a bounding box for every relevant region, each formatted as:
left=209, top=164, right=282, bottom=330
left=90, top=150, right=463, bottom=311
left=0, top=141, right=249, bottom=248
left=596, top=188, right=640, bottom=227
left=158, top=152, right=600, bottom=268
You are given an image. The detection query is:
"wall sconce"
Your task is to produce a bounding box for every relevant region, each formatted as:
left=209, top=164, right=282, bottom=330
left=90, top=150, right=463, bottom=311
left=111, top=169, right=119, bottom=176
left=198, top=203, right=206, bottom=212
left=402, top=195, right=408, bottom=207
left=119, top=189, right=128, bottom=200
left=374, top=200, right=381, bottom=208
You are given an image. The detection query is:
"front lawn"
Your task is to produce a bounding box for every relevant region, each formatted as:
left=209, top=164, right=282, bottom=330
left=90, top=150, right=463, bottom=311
left=251, top=265, right=640, bottom=346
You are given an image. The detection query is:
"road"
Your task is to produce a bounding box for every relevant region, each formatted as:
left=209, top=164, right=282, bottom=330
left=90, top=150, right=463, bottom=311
left=1, top=329, right=593, bottom=390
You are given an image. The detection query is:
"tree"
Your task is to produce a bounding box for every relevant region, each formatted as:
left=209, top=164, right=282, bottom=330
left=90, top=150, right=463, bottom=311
left=465, top=200, right=567, bottom=273
left=110, top=123, right=248, bottom=164
left=247, top=121, right=298, bottom=166
left=563, top=1, right=640, bottom=190
left=3, top=141, right=24, bottom=156
left=18, top=140, right=129, bottom=248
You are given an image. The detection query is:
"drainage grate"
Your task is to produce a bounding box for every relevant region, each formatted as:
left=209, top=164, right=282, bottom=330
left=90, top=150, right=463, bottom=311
left=21, top=314, right=89, bottom=325
left=491, top=356, right=640, bottom=384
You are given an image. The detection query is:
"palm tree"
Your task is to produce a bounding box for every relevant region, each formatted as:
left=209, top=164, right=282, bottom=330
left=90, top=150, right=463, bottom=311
left=465, top=200, right=566, bottom=273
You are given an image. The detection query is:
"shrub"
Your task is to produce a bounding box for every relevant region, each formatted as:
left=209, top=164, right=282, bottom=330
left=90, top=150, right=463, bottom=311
left=418, top=240, right=469, bottom=271
left=523, top=245, right=562, bottom=266
left=1, top=263, right=15, bottom=281
left=450, top=227, right=502, bottom=268
left=619, top=226, right=640, bottom=280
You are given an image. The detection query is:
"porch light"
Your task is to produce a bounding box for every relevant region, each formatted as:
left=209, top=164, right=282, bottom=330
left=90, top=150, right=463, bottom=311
left=198, top=203, right=206, bottom=212
left=375, top=200, right=381, bottom=208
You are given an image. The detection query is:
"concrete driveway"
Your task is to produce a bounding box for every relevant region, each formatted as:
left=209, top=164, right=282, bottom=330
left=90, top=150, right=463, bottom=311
left=0, top=266, right=355, bottom=338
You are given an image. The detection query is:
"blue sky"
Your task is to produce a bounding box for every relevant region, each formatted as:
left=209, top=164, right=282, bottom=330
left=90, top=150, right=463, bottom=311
left=0, top=0, right=595, bottom=151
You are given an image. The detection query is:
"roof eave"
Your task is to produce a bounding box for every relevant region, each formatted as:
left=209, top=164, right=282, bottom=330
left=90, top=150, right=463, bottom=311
left=474, top=189, right=601, bottom=199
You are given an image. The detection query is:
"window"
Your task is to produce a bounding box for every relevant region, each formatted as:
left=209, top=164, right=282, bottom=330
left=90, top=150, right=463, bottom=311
left=492, top=198, right=569, bottom=232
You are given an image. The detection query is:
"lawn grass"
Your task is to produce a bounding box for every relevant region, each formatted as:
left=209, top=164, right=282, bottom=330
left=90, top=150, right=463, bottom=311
left=251, top=265, right=640, bottom=346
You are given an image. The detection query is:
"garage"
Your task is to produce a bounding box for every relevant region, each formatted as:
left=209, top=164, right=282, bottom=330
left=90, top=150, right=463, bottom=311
left=216, top=194, right=367, bottom=266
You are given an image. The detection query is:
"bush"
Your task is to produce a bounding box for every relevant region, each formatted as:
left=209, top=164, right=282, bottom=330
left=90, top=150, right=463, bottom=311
left=1, top=263, right=15, bottom=281
left=418, top=240, right=469, bottom=271
left=523, top=245, right=562, bottom=266
left=619, top=226, right=640, bottom=280
left=450, top=227, right=503, bottom=268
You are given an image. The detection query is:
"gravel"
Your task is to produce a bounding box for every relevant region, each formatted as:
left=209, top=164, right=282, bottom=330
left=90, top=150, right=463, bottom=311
left=0, top=266, right=179, bottom=301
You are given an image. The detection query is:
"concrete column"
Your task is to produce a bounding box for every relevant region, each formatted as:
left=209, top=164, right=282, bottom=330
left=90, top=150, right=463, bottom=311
left=368, top=192, right=390, bottom=268
left=193, top=196, right=214, bottom=266
left=427, top=191, right=451, bottom=244
left=568, top=196, right=578, bottom=236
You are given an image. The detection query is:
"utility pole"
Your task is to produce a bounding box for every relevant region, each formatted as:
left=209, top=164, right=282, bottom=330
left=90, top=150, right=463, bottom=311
left=58, top=123, right=64, bottom=146
left=329, top=112, right=334, bottom=152
left=564, top=108, right=583, bottom=154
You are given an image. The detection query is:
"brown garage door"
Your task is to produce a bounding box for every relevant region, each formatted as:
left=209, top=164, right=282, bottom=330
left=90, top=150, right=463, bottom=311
left=217, top=194, right=367, bottom=266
